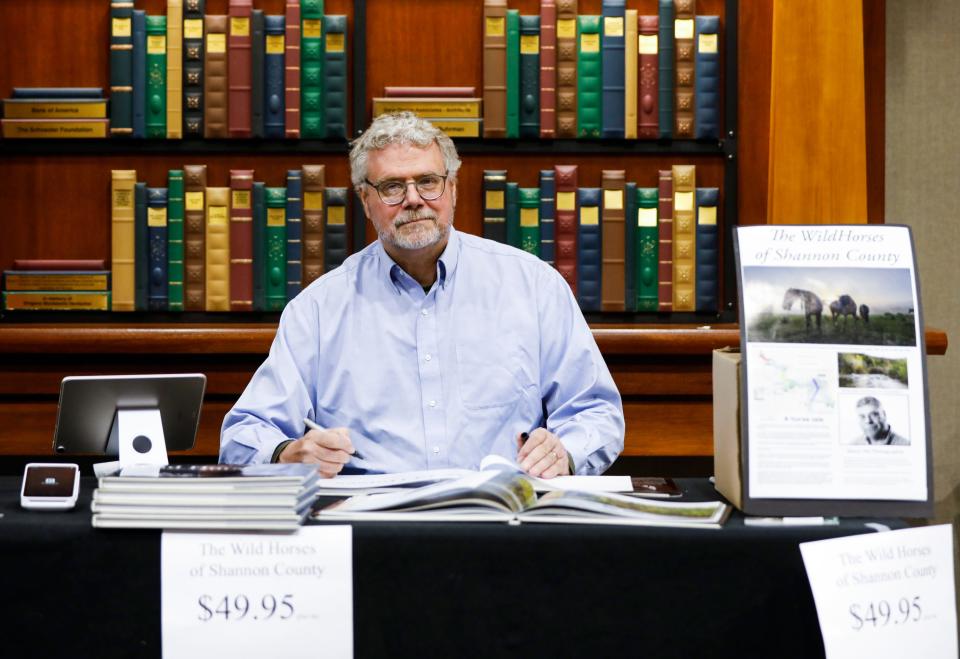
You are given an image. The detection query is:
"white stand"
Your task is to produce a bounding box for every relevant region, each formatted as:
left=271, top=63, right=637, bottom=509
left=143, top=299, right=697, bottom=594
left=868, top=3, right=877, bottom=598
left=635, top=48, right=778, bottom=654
left=106, top=408, right=170, bottom=468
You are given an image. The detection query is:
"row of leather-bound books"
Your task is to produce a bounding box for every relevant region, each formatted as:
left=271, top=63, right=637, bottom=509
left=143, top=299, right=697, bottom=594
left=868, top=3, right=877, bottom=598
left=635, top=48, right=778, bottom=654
left=109, top=0, right=347, bottom=139
left=483, top=164, right=719, bottom=313
left=483, top=0, right=720, bottom=140
left=109, top=166, right=351, bottom=313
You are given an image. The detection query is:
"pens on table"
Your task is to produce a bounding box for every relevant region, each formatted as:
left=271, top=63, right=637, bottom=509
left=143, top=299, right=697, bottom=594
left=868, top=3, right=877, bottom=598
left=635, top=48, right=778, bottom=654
left=303, top=418, right=362, bottom=460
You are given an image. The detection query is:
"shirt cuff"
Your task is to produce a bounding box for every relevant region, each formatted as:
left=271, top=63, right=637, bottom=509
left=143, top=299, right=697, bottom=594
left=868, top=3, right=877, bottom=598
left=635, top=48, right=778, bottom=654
left=271, top=440, right=294, bottom=463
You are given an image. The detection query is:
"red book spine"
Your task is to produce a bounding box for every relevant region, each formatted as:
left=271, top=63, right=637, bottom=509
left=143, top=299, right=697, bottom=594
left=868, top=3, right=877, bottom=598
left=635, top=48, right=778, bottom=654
left=657, top=169, right=674, bottom=311
left=284, top=0, right=301, bottom=138
left=554, top=164, right=578, bottom=294
left=228, top=0, right=253, bottom=137
left=638, top=15, right=659, bottom=139
left=229, top=169, right=254, bottom=311
left=539, top=0, right=557, bottom=138
left=12, top=259, right=107, bottom=270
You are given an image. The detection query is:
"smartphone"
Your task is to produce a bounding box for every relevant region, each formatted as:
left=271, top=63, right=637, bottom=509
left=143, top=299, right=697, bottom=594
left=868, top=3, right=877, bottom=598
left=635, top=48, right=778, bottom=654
left=20, top=463, right=80, bottom=510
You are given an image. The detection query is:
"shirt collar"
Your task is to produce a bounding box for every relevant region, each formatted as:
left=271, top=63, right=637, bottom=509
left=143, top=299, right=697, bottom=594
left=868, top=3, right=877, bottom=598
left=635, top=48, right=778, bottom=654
left=377, top=226, right=460, bottom=294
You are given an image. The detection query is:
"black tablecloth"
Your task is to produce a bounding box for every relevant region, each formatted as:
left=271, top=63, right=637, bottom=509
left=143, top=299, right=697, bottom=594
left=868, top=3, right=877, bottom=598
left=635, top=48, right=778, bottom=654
left=0, top=476, right=903, bottom=658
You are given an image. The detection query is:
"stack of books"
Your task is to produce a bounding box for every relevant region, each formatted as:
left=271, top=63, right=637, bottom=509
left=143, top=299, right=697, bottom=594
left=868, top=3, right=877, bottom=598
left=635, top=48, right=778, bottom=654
left=1, top=87, right=109, bottom=138
left=2, top=259, right=111, bottom=311
left=90, top=463, right=321, bottom=531
left=372, top=86, right=482, bottom=138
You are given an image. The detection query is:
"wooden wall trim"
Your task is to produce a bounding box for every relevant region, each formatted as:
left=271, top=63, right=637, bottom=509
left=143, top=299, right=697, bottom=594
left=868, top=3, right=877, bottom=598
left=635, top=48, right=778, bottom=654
left=0, top=324, right=948, bottom=356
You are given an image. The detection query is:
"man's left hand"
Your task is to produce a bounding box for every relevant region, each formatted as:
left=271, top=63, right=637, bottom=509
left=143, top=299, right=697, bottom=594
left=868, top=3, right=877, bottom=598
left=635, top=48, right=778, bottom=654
left=517, top=428, right=569, bottom=478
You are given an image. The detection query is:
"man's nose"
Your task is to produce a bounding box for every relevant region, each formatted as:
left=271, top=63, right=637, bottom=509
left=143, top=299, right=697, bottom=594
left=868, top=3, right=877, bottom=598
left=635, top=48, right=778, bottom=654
left=401, top=181, right=424, bottom=208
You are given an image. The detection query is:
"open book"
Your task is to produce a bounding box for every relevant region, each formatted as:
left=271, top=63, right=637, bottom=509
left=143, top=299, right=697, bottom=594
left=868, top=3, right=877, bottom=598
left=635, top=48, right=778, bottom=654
left=313, top=454, right=634, bottom=496
left=317, top=465, right=730, bottom=529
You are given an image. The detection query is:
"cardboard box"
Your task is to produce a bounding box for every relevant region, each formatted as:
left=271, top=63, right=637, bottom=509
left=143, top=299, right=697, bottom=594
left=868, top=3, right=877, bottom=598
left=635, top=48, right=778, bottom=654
left=712, top=348, right=744, bottom=510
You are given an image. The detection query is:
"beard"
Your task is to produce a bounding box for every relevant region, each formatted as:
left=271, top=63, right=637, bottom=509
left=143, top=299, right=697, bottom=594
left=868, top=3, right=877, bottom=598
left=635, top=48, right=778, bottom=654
left=380, top=209, right=450, bottom=251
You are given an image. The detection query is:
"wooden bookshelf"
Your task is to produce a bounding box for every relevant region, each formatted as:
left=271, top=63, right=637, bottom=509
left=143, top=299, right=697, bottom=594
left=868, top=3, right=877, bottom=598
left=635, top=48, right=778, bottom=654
left=0, top=0, right=896, bottom=465
left=0, top=324, right=946, bottom=459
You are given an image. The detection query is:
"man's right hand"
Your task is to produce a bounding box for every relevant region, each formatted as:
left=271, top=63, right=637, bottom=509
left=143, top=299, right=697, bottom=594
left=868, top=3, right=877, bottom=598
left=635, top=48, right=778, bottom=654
left=277, top=427, right=355, bottom=478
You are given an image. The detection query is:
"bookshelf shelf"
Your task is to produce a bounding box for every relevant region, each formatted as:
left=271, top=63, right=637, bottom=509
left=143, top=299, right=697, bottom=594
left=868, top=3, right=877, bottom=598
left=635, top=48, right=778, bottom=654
left=0, top=138, right=352, bottom=156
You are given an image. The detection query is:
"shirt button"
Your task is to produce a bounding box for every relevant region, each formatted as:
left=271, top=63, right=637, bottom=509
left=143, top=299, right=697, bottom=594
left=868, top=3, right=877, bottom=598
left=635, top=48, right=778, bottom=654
left=428, top=400, right=437, bottom=408
left=432, top=446, right=440, bottom=454
left=421, top=309, right=428, bottom=316
left=424, top=353, right=432, bottom=362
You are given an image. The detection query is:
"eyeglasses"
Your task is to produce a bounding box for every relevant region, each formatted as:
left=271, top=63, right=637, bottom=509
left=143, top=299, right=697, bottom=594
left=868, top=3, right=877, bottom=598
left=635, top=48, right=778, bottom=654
left=364, top=173, right=448, bottom=205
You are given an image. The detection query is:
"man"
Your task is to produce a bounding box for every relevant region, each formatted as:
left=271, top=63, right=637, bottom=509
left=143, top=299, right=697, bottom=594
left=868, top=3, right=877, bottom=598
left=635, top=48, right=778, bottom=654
left=220, top=112, right=624, bottom=478
left=850, top=396, right=909, bottom=446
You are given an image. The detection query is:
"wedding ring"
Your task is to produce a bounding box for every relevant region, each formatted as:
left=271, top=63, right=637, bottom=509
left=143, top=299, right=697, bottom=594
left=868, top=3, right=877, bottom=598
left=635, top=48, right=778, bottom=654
left=551, top=451, right=559, bottom=460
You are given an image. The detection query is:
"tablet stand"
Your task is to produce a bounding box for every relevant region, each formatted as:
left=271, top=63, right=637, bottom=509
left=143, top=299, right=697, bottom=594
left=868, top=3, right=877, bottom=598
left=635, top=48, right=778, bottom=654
left=105, top=408, right=170, bottom=467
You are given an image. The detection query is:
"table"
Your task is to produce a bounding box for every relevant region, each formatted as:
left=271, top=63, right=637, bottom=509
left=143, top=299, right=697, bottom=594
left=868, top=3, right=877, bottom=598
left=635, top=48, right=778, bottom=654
left=0, top=476, right=902, bottom=658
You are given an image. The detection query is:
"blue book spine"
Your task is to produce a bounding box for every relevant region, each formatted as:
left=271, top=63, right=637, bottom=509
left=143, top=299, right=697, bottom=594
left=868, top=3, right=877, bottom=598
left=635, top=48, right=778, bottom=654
left=251, top=10, right=265, bottom=139
left=538, top=170, right=556, bottom=266
left=601, top=0, right=626, bottom=139
left=146, top=186, right=169, bottom=311
left=324, top=15, right=348, bottom=139
left=695, top=187, right=719, bottom=312
left=132, top=10, right=146, bottom=138
left=694, top=16, right=720, bottom=140
left=109, top=0, right=134, bottom=137
left=252, top=182, right=266, bottom=311
left=576, top=187, right=602, bottom=312
left=264, top=15, right=286, bottom=139
left=623, top=181, right=637, bottom=312
left=324, top=187, right=349, bottom=272
left=285, top=170, right=303, bottom=302
left=519, top=15, right=540, bottom=139
left=657, top=0, right=674, bottom=139
left=134, top=182, right=148, bottom=311
left=483, top=170, right=508, bottom=244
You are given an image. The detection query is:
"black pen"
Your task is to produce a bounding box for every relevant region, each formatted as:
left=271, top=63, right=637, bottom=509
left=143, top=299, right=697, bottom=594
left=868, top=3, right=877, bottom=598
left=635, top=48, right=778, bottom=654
left=303, top=417, right=362, bottom=460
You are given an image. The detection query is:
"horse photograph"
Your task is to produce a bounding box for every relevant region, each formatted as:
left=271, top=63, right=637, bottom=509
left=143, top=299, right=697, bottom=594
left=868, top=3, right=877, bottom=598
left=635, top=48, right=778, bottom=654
left=741, top=266, right=917, bottom=345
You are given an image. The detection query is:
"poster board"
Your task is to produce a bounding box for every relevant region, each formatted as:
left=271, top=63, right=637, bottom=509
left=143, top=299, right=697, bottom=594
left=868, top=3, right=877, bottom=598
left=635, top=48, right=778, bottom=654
left=732, top=225, right=932, bottom=517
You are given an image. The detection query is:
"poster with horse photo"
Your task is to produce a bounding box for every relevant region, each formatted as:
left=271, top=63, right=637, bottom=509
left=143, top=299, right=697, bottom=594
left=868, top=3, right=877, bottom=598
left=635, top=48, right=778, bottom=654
left=732, top=225, right=931, bottom=516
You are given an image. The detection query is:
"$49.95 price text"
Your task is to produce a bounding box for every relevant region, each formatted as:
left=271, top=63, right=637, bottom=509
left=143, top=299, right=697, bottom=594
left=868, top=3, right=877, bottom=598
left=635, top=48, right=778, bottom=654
left=197, top=594, right=295, bottom=622
left=849, top=596, right=923, bottom=631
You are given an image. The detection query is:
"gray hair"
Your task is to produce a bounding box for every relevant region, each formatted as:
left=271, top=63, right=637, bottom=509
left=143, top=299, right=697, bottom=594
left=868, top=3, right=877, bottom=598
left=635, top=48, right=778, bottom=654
left=349, top=112, right=462, bottom=193
left=856, top=396, right=882, bottom=409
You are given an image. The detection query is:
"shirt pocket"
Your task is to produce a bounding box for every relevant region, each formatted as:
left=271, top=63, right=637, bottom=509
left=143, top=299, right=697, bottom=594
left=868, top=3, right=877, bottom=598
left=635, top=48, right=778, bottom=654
left=455, top=340, right=532, bottom=411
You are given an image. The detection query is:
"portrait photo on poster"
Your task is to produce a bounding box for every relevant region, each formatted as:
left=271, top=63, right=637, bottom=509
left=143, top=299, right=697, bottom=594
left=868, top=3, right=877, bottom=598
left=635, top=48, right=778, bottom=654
left=841, top=393, right=911, bottom=447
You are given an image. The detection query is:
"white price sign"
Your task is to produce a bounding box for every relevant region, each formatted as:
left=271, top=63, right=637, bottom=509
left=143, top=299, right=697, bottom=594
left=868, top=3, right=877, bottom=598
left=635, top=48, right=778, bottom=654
left=800, top=524, right=957, bottom=659
left=162, top=527, right=353, bottom=659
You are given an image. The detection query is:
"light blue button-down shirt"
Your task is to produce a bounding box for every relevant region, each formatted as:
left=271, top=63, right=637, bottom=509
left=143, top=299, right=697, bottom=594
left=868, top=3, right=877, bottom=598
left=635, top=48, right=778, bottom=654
left=220, top=227, right=624, bottom=474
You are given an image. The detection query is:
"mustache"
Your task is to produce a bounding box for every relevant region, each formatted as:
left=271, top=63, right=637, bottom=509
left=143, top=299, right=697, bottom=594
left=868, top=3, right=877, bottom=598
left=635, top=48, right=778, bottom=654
left=394, top=211, right=438, bottom=228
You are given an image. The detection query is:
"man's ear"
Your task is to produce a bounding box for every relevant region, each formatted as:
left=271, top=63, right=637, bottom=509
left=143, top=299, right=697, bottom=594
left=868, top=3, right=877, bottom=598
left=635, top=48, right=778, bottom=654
left=449, top=179, right=457, bottom=208
left=358, top=187, right=372, bottom=219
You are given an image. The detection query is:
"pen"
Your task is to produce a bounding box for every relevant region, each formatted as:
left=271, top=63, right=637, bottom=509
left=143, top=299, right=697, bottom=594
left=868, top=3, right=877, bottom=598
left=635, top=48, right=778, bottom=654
left=303, top=417, right=362, bottom=460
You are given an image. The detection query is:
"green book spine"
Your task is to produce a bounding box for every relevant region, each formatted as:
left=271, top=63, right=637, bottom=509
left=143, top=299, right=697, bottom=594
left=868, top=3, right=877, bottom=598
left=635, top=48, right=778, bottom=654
left=323, top=15, right=347, bottom=138
left=505, top=9, right=520, bottom=138
left=167, top=169, right=185, bottom=311
left=265, top=186, right=288, bottom=311
left=518, top=187, right=540, bottom=257
left=576, top=15, right=602, bottom=138
left=518, top=15, right=540, bottom=139
left=636, top=187, right=659, bottom=311
left=505, top=182, right=520, bottom=248
left=300, top=0, right=325, bottom=138
left=145, top=15, right=168, bottom=138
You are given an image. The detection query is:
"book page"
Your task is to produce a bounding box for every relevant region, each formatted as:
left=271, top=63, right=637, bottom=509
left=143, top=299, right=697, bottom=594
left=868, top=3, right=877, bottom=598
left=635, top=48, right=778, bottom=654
left=737, top=226, right=928, bottom=501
